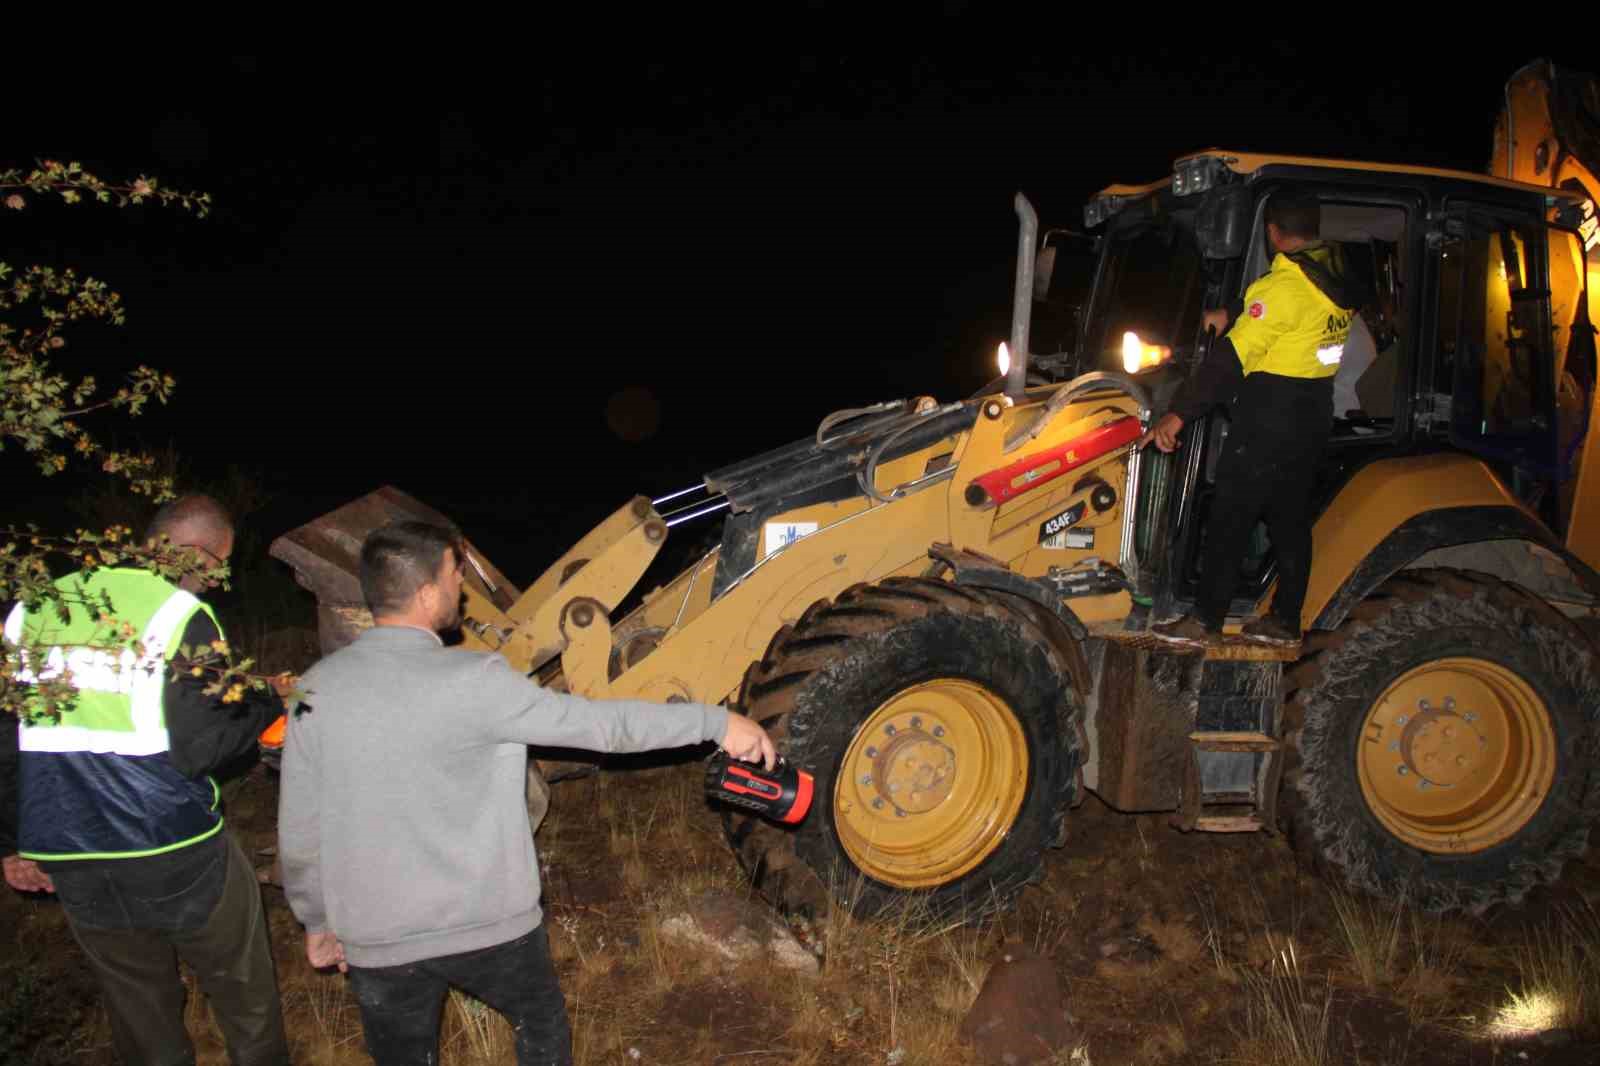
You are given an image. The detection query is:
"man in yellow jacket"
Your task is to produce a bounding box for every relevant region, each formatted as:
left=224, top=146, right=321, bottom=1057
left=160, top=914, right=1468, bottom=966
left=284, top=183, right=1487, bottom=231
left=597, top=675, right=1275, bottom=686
left=1141, top=190, right=1355, bottom=644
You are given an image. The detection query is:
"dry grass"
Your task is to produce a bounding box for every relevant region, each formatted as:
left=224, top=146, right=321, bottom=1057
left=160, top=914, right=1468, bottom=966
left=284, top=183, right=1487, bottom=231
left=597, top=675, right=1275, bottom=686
left=1324, top=886, right=1481, bottom=1026
left=1482, top=898, right=1600, bottom=1039
left=1233, top=936, right=1334, bottom=1066
left=1194, top=886, right=1244, bottom=985
left=281, top=967, right=366, bottom=1064
left=442, top=991, right=514, bottom=1062
left=1328, top=887, right=1406, bottom=992
left=1394, top=908, right=1473, bottom=1023
left=25, top=756, right=1591, bottom=1066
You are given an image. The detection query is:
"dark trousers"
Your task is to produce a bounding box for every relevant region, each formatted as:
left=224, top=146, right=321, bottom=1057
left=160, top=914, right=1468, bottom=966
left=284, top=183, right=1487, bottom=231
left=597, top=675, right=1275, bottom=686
left=347, top=923, right=572, bottom=1066
left=46, top=832, right=288, bottom=1066
left=1194, top=372, right=1334, bottom=631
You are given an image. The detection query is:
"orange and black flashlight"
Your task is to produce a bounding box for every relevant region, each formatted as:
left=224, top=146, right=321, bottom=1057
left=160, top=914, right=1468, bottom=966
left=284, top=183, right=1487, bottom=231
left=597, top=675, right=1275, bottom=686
left=705, top=751, right=814, bottom=825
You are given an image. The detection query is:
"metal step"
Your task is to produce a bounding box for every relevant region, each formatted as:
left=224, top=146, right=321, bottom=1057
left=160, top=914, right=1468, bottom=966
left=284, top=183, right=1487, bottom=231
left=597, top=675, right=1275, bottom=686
left=1172, top=731, right=1283, bottom=834
left=1194, top=814, right=1266, bottom=832
left=1191, top=731, right=1280, bottom=753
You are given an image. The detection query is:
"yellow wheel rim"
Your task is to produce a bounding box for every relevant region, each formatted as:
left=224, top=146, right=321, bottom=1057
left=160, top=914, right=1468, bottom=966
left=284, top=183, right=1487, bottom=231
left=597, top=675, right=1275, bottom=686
left=833, top=679, right=1028, bottom=888
left=1356, top=658, right=1556, bottom=854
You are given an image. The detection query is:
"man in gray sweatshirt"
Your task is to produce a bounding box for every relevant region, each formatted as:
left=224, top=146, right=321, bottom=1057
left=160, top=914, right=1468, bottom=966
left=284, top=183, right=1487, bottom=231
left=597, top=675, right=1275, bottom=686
left=278, top=520, right=775, bottom=1066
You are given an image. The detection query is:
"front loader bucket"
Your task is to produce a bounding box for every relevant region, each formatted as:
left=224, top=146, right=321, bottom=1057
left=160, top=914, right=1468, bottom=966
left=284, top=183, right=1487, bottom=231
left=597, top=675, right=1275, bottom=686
left=268, top=486, right=518, bottom=656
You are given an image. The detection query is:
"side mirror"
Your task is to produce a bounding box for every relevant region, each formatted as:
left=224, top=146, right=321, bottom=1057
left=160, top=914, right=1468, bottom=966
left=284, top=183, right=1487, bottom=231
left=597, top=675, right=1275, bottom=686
left=1196, top=186, right=1251, bottom=260
left=1033, top=245, right=1058, bottom=302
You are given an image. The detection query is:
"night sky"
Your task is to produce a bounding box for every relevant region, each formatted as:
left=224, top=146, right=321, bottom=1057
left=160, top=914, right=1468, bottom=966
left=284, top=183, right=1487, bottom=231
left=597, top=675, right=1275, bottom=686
left=6, top=42, right=1590, bottom=583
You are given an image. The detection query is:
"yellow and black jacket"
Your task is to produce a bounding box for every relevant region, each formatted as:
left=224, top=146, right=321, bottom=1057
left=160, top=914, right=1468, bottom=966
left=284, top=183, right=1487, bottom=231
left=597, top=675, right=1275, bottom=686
left=1172, top=243, right=1357, bottom=422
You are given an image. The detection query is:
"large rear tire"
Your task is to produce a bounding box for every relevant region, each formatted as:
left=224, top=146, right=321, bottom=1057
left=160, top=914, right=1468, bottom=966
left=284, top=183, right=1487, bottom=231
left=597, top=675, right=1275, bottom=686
left=723, top=577, right=1082, bottom=920
left=1282, top=568, right=1600, bottom=913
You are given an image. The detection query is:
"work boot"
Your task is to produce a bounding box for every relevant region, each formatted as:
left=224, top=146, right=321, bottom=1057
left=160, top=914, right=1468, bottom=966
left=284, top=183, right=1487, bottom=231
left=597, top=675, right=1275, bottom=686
left=1241, top=615, right=1300, bottom=645
left=1150, top=614, right=1218, bottom=645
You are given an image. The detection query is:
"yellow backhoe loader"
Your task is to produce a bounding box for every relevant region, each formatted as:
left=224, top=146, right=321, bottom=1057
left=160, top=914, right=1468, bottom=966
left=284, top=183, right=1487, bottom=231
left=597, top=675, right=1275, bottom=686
left=273, top=59, right=1600, bottom=918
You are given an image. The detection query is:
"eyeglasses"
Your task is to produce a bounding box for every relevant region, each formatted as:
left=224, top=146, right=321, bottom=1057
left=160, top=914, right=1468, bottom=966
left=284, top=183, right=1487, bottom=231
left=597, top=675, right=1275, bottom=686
left=192, top=545, right=227, bottom=568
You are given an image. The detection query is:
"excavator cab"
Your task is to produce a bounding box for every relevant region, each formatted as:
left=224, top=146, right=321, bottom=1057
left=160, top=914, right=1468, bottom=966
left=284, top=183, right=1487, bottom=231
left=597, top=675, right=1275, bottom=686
left=1072, top=155, right=1596, bottom=626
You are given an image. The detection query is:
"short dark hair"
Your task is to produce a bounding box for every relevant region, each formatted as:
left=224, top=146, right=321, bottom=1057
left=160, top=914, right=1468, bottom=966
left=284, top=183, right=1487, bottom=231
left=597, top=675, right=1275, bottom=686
left=146, top=495, right=233, bottom=549
left=359, top=521, right=460, bottom=616
left=1266, top=191, right=1321, bottom=241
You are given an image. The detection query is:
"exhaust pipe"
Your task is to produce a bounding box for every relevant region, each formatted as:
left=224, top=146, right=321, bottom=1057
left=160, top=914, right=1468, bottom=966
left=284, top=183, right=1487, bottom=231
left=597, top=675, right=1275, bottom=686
left=1007, top=192, right=1038, bottom=400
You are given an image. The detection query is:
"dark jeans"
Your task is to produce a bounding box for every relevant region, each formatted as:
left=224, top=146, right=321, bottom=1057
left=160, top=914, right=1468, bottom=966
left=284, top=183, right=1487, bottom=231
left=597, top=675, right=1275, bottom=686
left=1195, top=372, right=1334, bottom=631
left=46, top=831, right=288, bottom=1066
left=348, top=923, right=572, bottom=1066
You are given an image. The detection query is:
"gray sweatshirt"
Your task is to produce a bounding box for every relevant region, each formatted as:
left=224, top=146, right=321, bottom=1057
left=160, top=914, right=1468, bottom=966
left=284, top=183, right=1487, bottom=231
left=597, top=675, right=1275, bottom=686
left=278, top=625, right=729, bottom=968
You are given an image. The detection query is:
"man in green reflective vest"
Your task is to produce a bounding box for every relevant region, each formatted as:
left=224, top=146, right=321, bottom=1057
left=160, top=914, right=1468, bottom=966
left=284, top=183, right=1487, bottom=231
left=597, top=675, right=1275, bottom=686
left=2, top=495, right=289, bottom=1066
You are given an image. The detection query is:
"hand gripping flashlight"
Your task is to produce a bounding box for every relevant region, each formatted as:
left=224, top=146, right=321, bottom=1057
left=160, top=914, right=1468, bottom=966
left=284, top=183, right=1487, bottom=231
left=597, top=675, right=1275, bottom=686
left=704, top=751, right=814, bottom=825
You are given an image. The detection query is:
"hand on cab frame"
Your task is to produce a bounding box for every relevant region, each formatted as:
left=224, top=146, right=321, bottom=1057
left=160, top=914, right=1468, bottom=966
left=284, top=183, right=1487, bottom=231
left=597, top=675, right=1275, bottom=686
left=1138, top=412, right=1185, bottom=454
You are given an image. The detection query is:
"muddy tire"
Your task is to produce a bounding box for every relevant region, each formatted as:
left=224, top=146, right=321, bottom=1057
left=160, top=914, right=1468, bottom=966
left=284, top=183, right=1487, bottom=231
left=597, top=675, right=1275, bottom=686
left=723, top=577, right=1082, bottom=920
left=1281, top=568, right=1600, bottom=913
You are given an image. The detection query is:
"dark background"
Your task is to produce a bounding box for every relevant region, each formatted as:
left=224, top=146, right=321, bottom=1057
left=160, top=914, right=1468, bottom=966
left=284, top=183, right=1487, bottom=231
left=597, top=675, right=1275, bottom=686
left=6, top=41, right=1591, bottom=588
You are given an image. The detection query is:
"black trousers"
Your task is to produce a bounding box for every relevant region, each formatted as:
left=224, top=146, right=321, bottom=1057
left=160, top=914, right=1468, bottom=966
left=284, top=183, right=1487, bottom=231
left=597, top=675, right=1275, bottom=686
left=46, top=832, right=288, bottom=1066
left=347, top=923, right=572, bottom=1066
left=1194, top=372, right=1333, bottom=631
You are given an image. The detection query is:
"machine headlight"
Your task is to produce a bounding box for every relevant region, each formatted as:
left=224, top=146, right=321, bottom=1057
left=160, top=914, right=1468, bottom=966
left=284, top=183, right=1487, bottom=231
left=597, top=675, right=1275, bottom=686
left=996, top=341, right=1011, bottom=378
left=1122, top=331, right=1172, bottom=374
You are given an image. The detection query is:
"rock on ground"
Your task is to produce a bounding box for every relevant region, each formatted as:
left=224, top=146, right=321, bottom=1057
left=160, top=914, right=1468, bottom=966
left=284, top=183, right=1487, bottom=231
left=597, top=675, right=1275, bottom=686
left=959, top=941, right=1083, bottom=1065
left=657, top=891, right=819, bottom=975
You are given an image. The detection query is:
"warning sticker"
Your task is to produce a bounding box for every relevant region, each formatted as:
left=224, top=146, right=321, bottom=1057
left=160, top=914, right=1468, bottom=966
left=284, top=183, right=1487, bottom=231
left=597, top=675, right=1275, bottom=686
left=763, top=521, right=819, bottom=557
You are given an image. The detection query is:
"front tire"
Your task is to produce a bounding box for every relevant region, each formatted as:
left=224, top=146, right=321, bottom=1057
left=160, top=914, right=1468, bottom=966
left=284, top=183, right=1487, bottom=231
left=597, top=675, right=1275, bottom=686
left=724, top=577, right=1082, bottom=920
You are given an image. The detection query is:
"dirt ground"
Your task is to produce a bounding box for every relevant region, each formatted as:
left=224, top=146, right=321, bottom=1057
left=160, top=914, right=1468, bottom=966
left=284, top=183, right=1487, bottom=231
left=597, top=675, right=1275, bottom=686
left=4, top=755, right=1598, bottom=1065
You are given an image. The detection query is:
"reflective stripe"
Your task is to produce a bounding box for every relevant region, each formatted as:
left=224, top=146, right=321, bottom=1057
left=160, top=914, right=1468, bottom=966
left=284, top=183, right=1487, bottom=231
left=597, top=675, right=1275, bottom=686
left=19, top=722, right=169, bottom=755
left=132, top=589, right=200, bottom=730
left=15, top=588, right=199, bottom=757
left=1316, top=343, right=1344, bottom=366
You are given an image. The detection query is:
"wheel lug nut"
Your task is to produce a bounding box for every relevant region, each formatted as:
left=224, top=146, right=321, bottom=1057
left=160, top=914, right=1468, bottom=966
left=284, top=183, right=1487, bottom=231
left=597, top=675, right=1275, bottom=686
left=1395, top=715, right=1409, bottom=725
left=885, top=724, right=897, bottom=736
left=895, top=809, right=907, bottom=818
left=1444, top=697, right=1456, bottom=711
left=911, top=716, right=922, bottom=728
left=860, top=775, right=872, bottom=786
left=872, top=798, right=884, bottom=810
left=866, top=747, right=878, bottom=758
left=1398, top=766, right=1409, bottom=776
